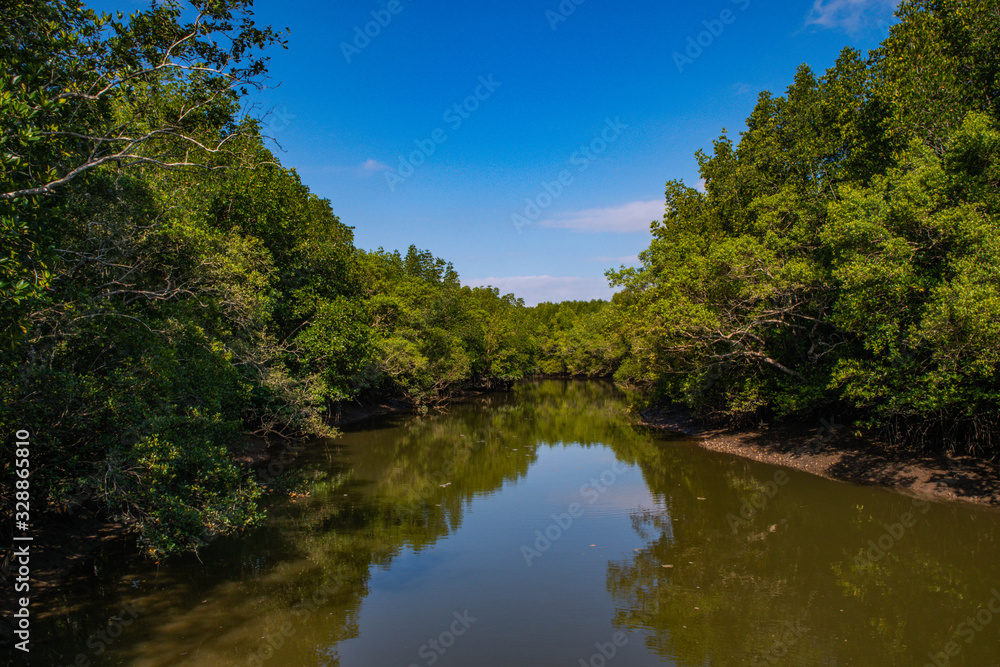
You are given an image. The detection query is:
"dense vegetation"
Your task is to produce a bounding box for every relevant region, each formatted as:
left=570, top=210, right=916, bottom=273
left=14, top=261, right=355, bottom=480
left=529, top=300, right=621, bottom=377
left=608, top=0, right=1000, bottom=455
left=2, top=0, right=998, bottom=560
left=0, top=0, right=536, bottom=557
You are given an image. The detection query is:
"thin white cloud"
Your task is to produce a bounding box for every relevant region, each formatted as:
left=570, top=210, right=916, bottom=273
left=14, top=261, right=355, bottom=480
left=588, top=255, right=640, bottom=264
left=466, top=276, right=614, bottom=306
left=304, top=160, right=390, bottom=176
left=538, top=200, right=662, bottom=233
left=362, top=159, right=390, bottom=171
left=805, top=0, right=897, bottom=33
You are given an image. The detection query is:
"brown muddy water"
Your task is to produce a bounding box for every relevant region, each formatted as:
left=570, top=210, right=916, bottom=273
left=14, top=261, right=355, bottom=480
left=30, top=380, right=1000, bottom=666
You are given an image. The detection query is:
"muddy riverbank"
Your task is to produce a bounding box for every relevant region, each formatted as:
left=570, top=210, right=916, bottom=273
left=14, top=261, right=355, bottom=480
left=639, top=408, right=1000, bottom=506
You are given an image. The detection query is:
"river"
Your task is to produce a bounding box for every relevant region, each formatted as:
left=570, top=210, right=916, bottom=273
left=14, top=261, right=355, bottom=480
left=33, top=380, right=1000, bottom=665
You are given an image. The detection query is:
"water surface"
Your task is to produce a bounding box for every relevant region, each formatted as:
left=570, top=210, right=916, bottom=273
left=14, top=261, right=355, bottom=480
left=34, top=380, right=1000, bottom=665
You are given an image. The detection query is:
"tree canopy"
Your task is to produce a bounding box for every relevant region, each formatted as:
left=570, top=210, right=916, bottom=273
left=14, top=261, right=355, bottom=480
left=0, top=0, right=538, bottom=558
left=608, top=0, right=1000, bottom=452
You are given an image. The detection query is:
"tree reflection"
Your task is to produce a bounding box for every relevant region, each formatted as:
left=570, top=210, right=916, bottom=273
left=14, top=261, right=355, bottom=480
left=604, top=439, right=1000, bottom=666
left=32, top=380, right=1000, bottom=666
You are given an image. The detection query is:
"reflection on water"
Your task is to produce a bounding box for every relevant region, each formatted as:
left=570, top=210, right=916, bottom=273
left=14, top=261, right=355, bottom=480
left=32, top=380, right=1000, bottom=666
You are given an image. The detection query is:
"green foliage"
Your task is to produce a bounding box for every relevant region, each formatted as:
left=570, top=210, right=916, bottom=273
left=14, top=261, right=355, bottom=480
left=609, top=2, right=1000, bottom=450
left=0, top=0, right=285, bottom=341
left=123, top=416, right=262, bottom=559
left=822, top=113, right=1000, bottom=448
left=0, top=2, right=535, bottom=559
left=529, top=300, right=622, bottom=377
left=356, top=246, right=535, bottom=404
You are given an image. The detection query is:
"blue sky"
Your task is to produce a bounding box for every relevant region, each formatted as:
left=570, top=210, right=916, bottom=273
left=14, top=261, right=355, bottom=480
left=92, top=0, right=899, bottom=304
